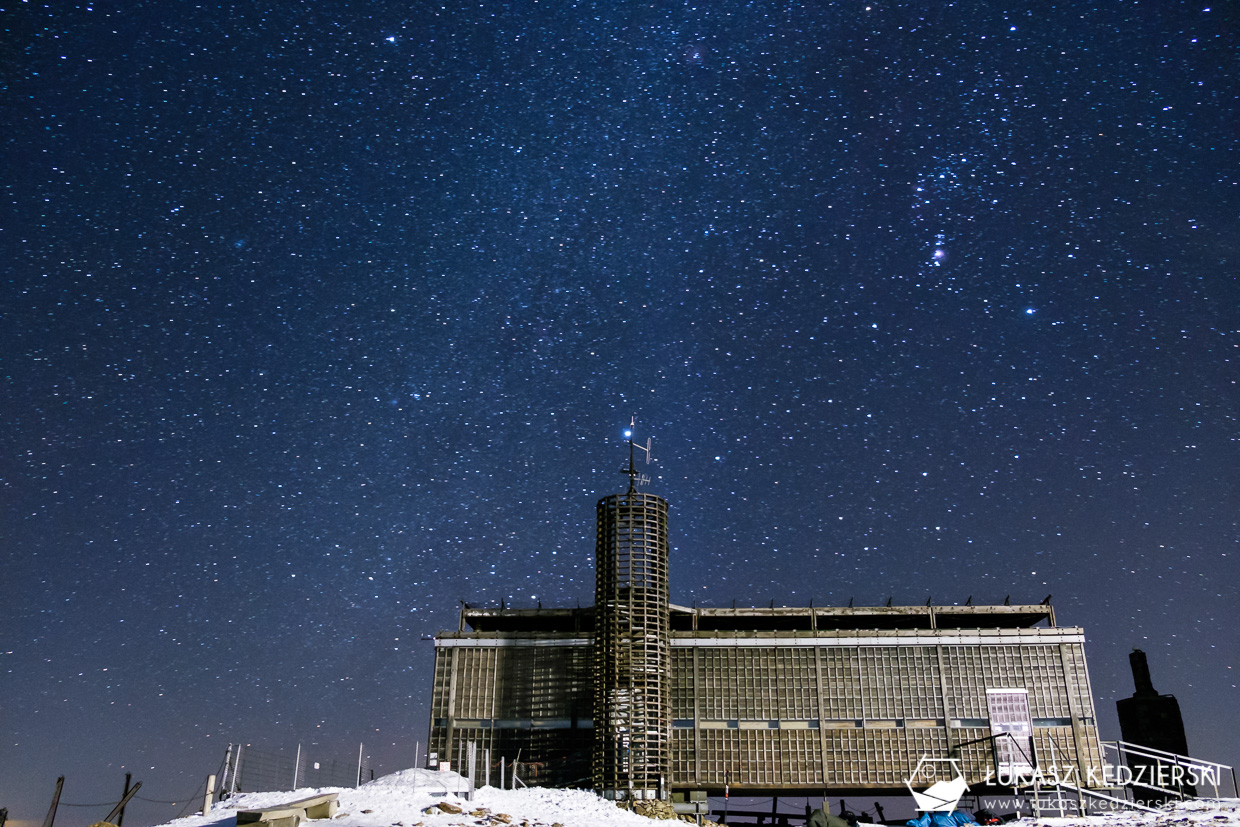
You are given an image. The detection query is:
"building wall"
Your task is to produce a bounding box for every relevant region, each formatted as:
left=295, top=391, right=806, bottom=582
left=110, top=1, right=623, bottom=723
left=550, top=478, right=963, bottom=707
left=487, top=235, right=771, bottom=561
left=429, top=629, right=1103, bottom=792
left=668, top=636, right=1102, bottom=791
left=429, top=639, right=594, bottom=787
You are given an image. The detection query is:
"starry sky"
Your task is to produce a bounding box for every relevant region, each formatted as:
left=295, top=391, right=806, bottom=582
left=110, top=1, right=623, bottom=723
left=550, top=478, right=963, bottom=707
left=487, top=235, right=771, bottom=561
left=3, top=0, right=1238, bottom=823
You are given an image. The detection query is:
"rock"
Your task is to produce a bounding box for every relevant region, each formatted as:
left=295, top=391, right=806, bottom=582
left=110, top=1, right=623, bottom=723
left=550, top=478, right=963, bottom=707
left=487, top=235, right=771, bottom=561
left=629, top=800, right=681, bottom=820
left=362, top=810, right=374, bottom=814
left=470, top=810, right=490, bottom=818
left=494, top=816, right=513, bottom=824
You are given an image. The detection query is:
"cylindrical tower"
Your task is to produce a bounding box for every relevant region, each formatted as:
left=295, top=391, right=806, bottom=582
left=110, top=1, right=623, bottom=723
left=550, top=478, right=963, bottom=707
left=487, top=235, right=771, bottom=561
left=592, top=481, right=671, bottom=800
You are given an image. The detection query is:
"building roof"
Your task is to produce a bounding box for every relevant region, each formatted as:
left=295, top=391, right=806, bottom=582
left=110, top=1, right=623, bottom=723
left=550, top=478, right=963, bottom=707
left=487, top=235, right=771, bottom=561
left=454, top=602, right=1056, bottom=634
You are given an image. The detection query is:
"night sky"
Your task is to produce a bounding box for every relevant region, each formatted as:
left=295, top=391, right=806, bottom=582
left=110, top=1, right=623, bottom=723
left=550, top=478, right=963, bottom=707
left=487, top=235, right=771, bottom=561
left=3, top=1, right=1238, bottom=824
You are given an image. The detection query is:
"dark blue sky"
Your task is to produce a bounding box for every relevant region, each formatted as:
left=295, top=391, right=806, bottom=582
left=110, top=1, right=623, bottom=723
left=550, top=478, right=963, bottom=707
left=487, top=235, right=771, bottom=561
left=3, top=1, right=1237, bottom=824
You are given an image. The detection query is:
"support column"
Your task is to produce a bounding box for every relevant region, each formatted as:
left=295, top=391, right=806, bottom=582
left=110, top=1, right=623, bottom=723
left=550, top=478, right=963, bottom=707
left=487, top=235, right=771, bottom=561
left=446, top=647, right=459, bottom=764
left=814, top=646, right=830, bottom=787
left=1058, top=643, right=1092, bottom=783
left=935, top=646, right=956, bottom=757
left=693, top=647, right=702, bottom=786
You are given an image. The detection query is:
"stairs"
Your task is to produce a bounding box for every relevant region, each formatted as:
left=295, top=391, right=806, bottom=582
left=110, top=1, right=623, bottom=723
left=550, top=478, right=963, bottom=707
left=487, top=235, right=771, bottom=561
left=1101, top=740, right=1238, bottom=803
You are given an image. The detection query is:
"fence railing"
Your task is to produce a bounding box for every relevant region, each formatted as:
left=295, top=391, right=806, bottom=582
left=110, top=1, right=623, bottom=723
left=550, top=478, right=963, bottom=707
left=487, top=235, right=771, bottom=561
left=220, top=744, right=374, bottom=795
left=1101, top=740, right=1238, bottom=801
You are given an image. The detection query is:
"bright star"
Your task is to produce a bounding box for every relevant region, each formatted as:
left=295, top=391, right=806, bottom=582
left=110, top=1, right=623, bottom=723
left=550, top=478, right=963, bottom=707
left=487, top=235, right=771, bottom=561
left=1025, top=307, right=1036, bottom=315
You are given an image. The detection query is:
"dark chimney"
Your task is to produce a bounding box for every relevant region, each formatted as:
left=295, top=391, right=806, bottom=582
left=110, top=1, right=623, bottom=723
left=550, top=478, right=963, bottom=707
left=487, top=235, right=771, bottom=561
left=1117, top=647, right=1194, bottom=804
left=1129, top=648, right=1157, bottom=697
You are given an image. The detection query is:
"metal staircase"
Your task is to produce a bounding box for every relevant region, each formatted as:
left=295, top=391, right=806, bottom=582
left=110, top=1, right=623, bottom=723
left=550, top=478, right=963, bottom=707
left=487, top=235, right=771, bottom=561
left=1102, top=740, right=1238, bottom=803
left=1032, top=741, right=1238, bottom=817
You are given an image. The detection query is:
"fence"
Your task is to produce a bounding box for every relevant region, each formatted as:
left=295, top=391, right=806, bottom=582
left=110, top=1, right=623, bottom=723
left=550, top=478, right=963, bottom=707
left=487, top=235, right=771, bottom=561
left=221, top=744, right=374, bottom=795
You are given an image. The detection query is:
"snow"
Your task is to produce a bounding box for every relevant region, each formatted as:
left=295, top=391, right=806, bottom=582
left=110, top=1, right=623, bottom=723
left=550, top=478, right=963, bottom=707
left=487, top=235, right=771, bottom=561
left=151, top=772, right=1240, bottom=827
left=1031, top=799, right=1240, bottom=827
left=163, top=769, right=668, bottom=827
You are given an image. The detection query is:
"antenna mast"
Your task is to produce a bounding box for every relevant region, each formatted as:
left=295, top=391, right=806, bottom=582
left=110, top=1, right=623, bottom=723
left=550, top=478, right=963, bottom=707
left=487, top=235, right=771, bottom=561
left=622, top=416, right=653, bottom=492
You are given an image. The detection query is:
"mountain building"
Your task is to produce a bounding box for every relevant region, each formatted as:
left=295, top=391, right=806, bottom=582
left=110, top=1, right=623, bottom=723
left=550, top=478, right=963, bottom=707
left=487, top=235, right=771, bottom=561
left=427, top=435, right=1104, bottom=799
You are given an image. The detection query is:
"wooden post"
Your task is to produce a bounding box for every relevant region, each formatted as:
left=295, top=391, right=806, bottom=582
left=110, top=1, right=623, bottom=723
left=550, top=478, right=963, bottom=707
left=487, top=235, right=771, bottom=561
left=104, top=782, right=141, bottom=825
left=118, top=773, right=132, bottom=827
left=41, top=777, right=64, bottom=827
left=203, top=774, right=216, bottom=815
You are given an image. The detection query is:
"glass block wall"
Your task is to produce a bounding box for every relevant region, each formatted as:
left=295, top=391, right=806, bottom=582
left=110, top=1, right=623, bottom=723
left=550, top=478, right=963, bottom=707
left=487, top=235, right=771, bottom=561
left=667, top=638, right=1102, bottom=791
left=428, top=641, right=594, bottom=788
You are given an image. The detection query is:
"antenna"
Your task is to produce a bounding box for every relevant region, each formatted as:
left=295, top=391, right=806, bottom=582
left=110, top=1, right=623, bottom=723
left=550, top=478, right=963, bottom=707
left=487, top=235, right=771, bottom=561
left=622, top=416, right=654, bottom=491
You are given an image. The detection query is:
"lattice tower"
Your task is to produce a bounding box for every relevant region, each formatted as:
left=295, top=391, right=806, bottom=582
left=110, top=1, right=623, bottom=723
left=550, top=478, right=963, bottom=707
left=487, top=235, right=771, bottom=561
left=592, top=491, right=671, bottom=800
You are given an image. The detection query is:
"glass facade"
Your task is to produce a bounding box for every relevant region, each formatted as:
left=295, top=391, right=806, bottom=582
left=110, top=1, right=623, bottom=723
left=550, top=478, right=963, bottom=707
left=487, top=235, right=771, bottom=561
left=430, top=621, right=1103, bottom=793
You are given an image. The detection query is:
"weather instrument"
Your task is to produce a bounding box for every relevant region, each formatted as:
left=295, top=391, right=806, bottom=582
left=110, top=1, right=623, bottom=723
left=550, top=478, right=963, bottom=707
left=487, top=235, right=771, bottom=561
left=622, top=416, right=654, bottom=491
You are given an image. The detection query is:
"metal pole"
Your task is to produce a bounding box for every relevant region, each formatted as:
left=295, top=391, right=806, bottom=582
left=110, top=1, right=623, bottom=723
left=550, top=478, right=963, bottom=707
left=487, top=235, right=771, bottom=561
left=293, top=745, right=301, bottom=789
left=485, top=749, right=491, bottom=789
left=357, top=743, right=364, bottom=787
left=233, top=745, right=244, bottom=794
left=500, top=757, right=505, bottom=790
left=221, top=745, right=233, bottom=795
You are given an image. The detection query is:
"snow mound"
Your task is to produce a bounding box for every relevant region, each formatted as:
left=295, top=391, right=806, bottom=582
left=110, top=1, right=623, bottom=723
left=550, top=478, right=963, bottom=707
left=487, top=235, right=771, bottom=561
left=151, top=773, right=1240, bottom=827
left=363, top=766, right=471, bottom=794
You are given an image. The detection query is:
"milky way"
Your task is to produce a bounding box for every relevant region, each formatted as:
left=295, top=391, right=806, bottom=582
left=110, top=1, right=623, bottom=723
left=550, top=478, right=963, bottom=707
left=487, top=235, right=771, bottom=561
left=3, top=3, right=1237, bottom=824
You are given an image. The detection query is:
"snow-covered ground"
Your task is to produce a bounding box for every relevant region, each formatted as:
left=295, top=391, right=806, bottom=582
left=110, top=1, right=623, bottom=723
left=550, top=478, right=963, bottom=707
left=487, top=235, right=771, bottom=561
left=1030, top=799, right=1240, bottom=827
left=153, top=770, right=1240, bottom=827
left=167, top=768, right=668, bottom=827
